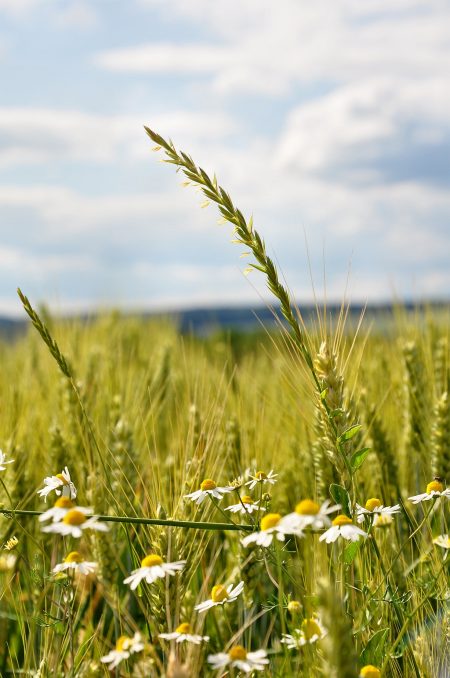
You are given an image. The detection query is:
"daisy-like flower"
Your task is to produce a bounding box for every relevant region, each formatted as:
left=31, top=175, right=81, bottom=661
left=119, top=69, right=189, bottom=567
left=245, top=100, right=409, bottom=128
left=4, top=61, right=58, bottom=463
left=241, top=513, right=293, bottom=548
left=433, top=534, right=450, bottom=550
left=319, top=514, right=368, bottom=544
left=38, top=496, right=92, bottom=523
left=208, top=646, right=269, bottom=674
left=359, top=666, right=381, bottom=678
left=281, top=617, right=327, bottom=648
left=246, top=469, right=278, bottom=491
left=280, top=499, right=340, bottom=534
left=0, top=554, right=16, bottom=571
left=0, top=450, right=14, bottom=471
left=100, top=633, right=145, bottom=670
left=37, top=466, right=77, bottom=502
left=225, top=495, right=265, bottom=514
left=194, top=581, right=244, bottom=613
left=184, top=478, right=233, bottom=505
left=159, top=622, right=209, bottom=644
left=41, top=509, right=108, bottom=538
left=356, top=497, right=401, bottom=524
left=123, top=554, right=185, bottom=591
left=408, top=479, right=450, bottom=504
left=52, top=551, right=98, bottom=576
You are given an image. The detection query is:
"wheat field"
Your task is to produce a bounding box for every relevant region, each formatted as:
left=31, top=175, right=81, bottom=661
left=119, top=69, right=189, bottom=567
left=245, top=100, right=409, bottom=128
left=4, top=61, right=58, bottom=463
left=0, top=132, right=449, bottom=677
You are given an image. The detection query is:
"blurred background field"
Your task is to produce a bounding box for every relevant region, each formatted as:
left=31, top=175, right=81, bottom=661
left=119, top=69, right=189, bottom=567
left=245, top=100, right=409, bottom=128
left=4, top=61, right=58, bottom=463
left=0, top=303, right=448, bottom=676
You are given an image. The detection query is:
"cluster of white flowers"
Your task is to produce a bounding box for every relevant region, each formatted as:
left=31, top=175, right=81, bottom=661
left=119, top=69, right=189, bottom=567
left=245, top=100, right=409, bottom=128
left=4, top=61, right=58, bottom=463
left=24, top=463, right=449, bottom=674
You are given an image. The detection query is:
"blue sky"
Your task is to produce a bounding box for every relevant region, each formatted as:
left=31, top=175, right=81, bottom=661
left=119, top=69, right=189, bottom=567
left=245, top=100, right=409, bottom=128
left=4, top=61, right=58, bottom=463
left=0, top=0, right=449, bottom=316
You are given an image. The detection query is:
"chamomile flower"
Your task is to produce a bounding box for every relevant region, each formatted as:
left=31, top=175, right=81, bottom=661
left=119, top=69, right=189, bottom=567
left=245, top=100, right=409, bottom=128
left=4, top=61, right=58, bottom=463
left=184, top=478, right=233, bottom=505
left=159, top=622, right=209, bottom=644
left=246, top=469, right=278, bottom=490
left=194, top=581, right=244, bottom=612
left=38, top=497, right=92, bottom=523
left=0, top=554, right=16, bottom=571
left=100, top=633, right=145, bottom=670
left=281, top=617, right=327, bottom=648
left=241, top=513, right=292, bottom=548
left=356, top=498, right=401, bottom=524
left=0, top=450, right=14, bottom=471
left=52, top=551, right=97, bottom=576
left=41, top=509, right=108, bottom=538
left=280, top=499, right=340, bottom=534
left=37, top=466, right=77, bottom=502
left=319, top=514, right=368, bottom=543
left=359, top=666, right=381, bottom=678
left=225, top=495, right=264, bottom=514
left=123, top=554, right=185, bottom=591
left=408, top=479, right=450, bottom=504
left=207, top=646, right=269, bottom=674
left=433, top=534, right=450, bottom=549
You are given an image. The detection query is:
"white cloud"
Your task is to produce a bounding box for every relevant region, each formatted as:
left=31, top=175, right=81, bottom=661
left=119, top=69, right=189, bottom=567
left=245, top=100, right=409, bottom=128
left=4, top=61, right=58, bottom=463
left=0, top=0, right=41, bottom=16
left=276, top=77, right=450, bottom=176
left=95, top=43, right=230, bottom=74
left=111, top=1, right=450, bottom=96
left=0, top=107, right=237, bottom=168
left=56, top=2, right=98, bottom=29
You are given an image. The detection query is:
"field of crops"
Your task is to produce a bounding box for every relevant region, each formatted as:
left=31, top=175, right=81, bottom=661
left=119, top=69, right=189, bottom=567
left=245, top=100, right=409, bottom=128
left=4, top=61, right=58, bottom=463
left=0, top=133, right=449, bottom=677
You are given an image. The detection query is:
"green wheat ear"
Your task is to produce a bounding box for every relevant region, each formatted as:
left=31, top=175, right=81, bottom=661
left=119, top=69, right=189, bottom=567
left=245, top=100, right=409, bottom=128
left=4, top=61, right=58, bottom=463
left=143, top=126, right=317, bottom=375
left=17, top=288, right=73, bottom=379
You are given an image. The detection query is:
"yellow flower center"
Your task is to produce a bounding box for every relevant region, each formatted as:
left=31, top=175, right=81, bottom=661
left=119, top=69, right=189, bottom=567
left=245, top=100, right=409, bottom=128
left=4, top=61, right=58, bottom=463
left=255, top=471, right=267, bottom=480
left=360, top=666, right=381, bottom=678
left=64, top=551, right=83, bottom=563
left=301, top=618, right=322, bottom=641
left=200, top=479, right=216, bottom=491
left=332, top=514, right=353, bottom=527
left=54, top=496, right=75, bottom=509
left=260, top=513, right=281, bottom=531
left=116, top=635, right=130, bottom=652
left=295, top=499, right=320, bottom=515
left=228, top=645, right=247, bottom=661
left=175, top=622, right=191, bottom=634
left=141, top=554, right=163, bottom=568
left=287, top=600, right=301, bottom=614
left=241, top=496, right=254, bottom=504
left=426, top=480, right=443, bottom=494
left=55, top=473, right=69, bottom=485
left=62, top=509, right=86, bottom=526
left=365, top=498, right=382, bottom=511
left=211, top=584, right=229, bottom=602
